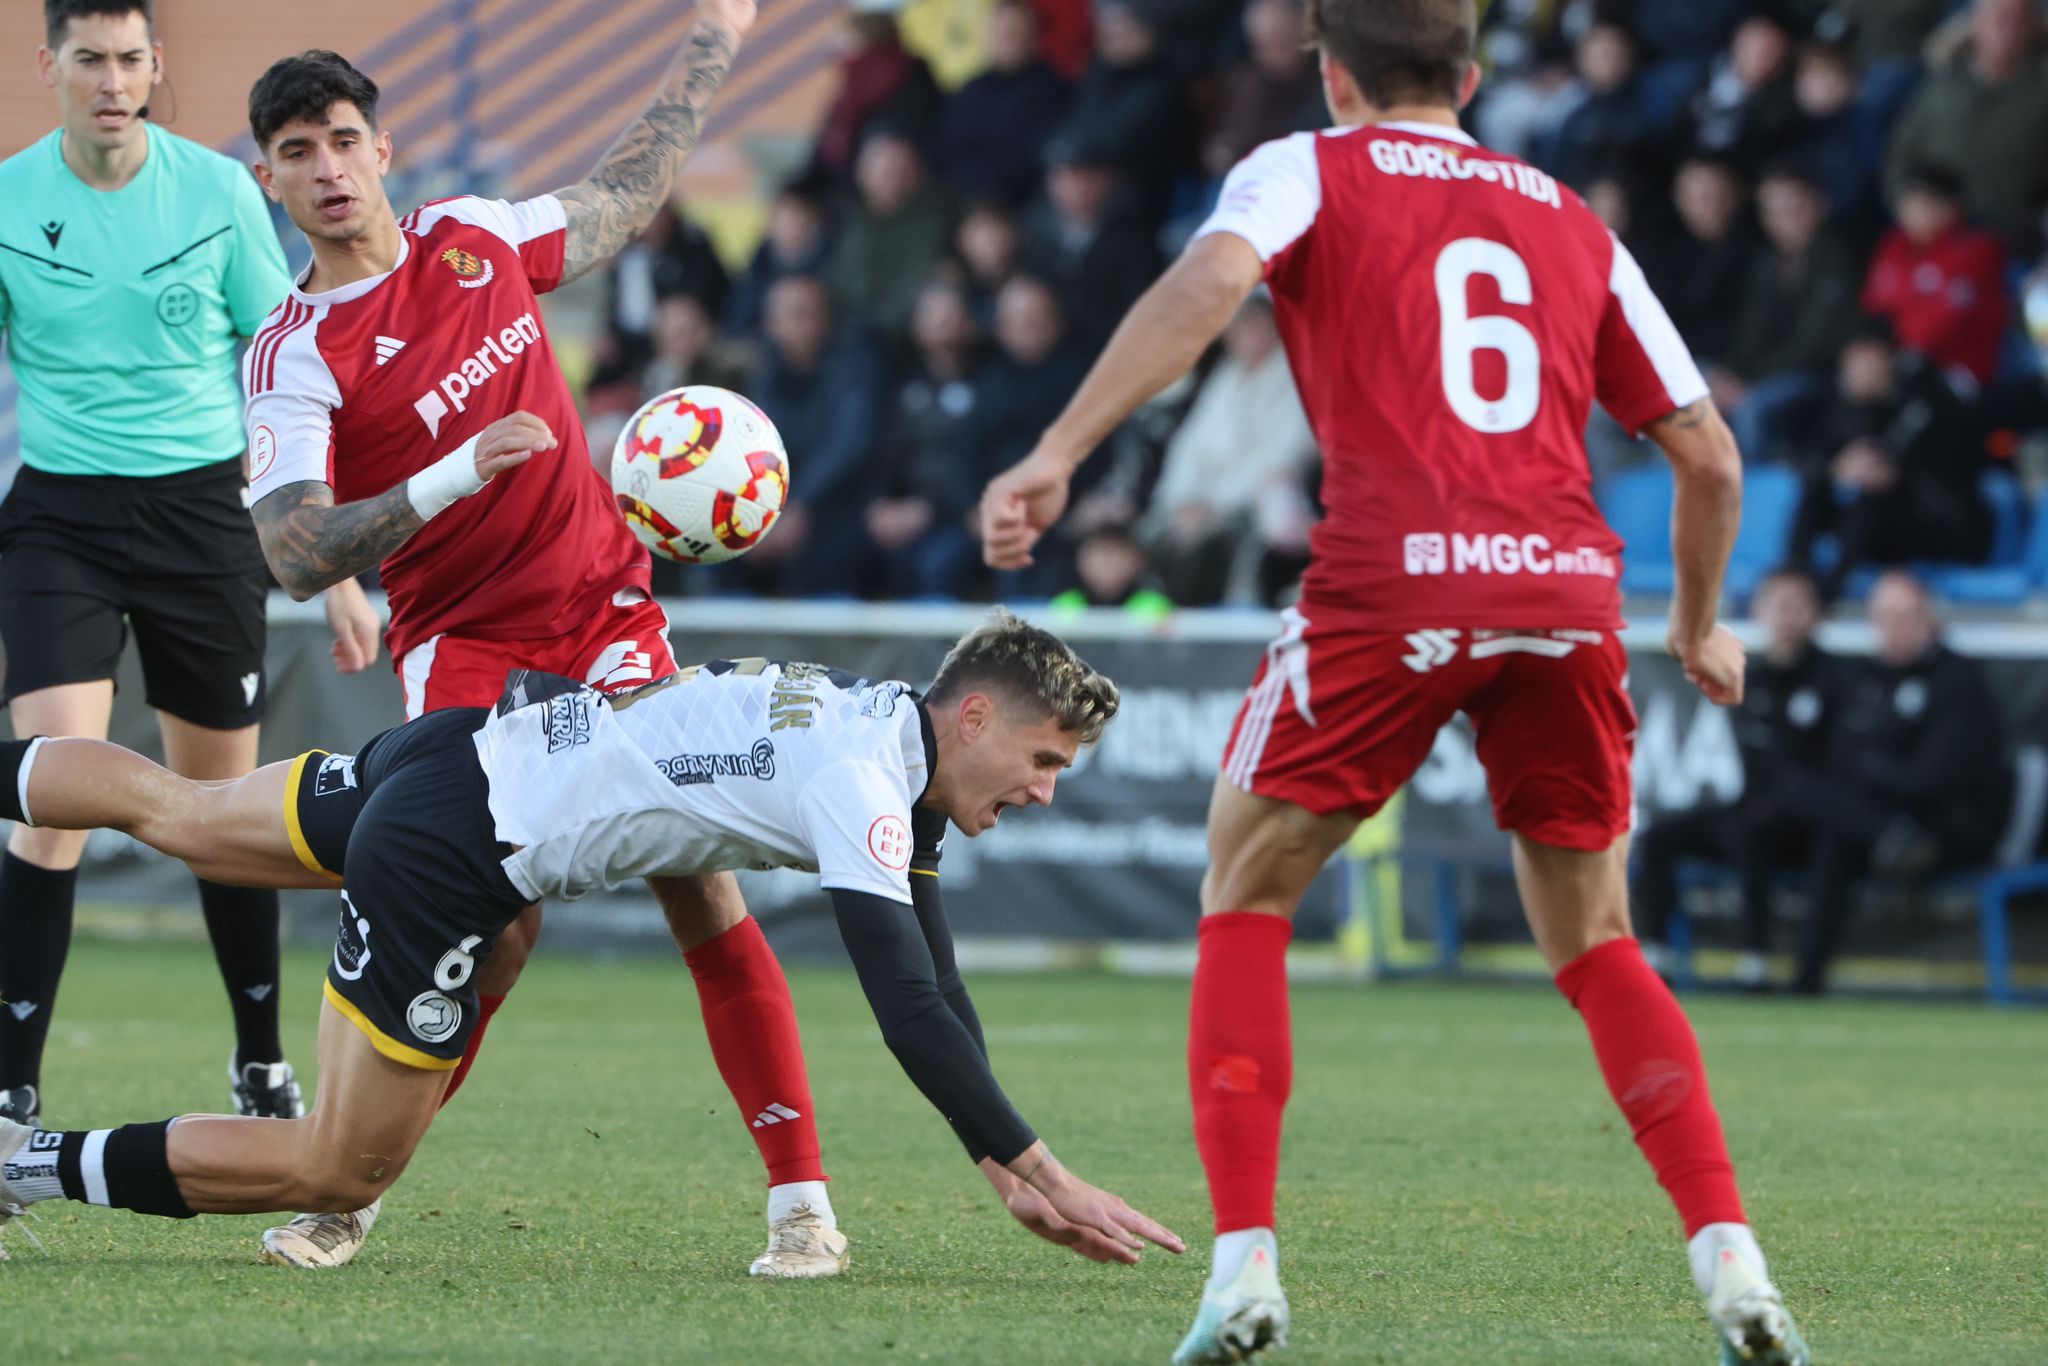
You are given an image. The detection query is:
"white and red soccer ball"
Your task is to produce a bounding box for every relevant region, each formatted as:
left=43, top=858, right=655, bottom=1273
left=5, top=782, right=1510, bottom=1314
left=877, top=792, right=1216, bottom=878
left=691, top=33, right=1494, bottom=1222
left=610, top=385, right=789, bottom=564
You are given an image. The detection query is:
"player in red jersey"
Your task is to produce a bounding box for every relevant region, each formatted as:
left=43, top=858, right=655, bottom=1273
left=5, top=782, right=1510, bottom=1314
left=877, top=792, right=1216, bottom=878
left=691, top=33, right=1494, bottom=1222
left=980, top=3, right=1812, bottom=1362
left=232, top=2, right=849, bottom=1278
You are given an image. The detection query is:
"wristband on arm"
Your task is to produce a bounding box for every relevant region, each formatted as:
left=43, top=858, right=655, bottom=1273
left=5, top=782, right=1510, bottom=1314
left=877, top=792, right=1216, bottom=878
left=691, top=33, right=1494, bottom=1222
left=405, top=435, right=486, bottom=521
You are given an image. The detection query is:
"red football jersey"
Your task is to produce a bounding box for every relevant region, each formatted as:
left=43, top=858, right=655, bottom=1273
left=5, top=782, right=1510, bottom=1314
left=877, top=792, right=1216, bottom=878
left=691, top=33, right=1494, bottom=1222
left=242, top=196, right=649, bottom=659
left=1194, top=122, right=1706, bottom=631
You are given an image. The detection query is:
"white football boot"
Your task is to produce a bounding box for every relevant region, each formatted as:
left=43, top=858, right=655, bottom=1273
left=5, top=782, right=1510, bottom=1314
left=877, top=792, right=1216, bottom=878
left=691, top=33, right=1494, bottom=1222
left=1703, top=1234, right=1812, bottom=1365
left=747, top=1201, right=849, bottom=1278
left=0, top=1115, right=34, bottom=1261
left=259, top=1198, right=381, bottom=1268
left=1173, top=1231, right=1290, bottom=1364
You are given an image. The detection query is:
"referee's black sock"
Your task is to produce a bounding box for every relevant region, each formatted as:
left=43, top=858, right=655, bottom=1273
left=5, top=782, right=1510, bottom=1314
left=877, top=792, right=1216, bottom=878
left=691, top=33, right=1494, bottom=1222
left=197, top=879, right=285, bottom=1067
left=0, top=850, right=80, bottom=1095
left=1, top=1120, right=196, bottom=1218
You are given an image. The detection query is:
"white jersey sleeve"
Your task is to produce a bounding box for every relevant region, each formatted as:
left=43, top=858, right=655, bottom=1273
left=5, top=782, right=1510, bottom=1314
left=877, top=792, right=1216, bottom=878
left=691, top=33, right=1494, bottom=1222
left=1594, top=235, right=1710, bottom=436
left=242, top=300, right=339, bottom=502
left=1193, top=132, right=1323, bottom=263
left=799, top=760, right=918, bottom=905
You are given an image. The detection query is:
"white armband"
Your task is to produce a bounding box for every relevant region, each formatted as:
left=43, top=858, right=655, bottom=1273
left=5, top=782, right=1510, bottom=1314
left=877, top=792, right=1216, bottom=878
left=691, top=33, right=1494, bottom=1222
left=405, top=436, right=486, bottom=522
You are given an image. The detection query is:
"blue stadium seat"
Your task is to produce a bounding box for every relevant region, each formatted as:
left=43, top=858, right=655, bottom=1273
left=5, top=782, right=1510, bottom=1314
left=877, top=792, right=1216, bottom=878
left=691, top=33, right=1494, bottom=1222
left=1597, top=464, right=1801, bottom=598
left=1920, top=471, right=2032, bottom=605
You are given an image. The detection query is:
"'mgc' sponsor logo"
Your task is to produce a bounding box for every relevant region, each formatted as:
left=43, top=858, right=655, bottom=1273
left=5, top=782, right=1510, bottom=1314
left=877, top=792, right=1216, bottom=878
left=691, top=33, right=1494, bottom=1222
left=1403, top=531, right=1617, bottom=578
left=413, top=312, right=543, bottom=437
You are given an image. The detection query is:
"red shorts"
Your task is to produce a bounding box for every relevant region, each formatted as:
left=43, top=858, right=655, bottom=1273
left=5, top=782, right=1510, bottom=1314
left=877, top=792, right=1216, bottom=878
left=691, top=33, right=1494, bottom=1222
left=396, top=590, right=679, bottom=716
left=1220, top=607, right=1637, bottom=851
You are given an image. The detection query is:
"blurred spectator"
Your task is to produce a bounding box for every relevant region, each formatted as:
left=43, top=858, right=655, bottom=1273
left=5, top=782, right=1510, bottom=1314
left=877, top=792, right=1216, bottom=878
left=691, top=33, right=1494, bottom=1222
left=825, top=129, right=958, bottom=350
left=1202, top=0, right=1325, bottom=179
left=1139, top=295, right=1317, bottom=605
left=1859, top=164, right=2009, bottom=385
left=1635, top=567, right=1845, bottom=988
left=1020, top=141, right=1160, bottom=350
left=1773, top=571, right=2011, bottom=994
left=726, top=180, right=832, bottom=341
left=865, top=281, right=989, bottom=599
left=1470, top=0, right=1583, bottom=162
left=1788, top=320, right=1995, bottom=598
left=1024, top=0, right=1093, bottom=81
left=1711, top=162, right=1862, bottom=461
left=604, top=204, right=730, bottom=354
left=641, top=294, right=754, bottom=399
left=813, top=11, right=943, bottom=179
left=1788, top=41, right=1879, bottom=227
left=968, top=276, right=1093, bottom=588
left=932, top=1, right=1073, bottom=206
left=739, top=276, right=889, bottom=596
left=1883, top=0, right=2048, bottom=253
left=1546, top=22, right=1651, bottom=190
left=1677, top=14, right=1802, bottom=176
left=1050, top=523, right=1174, bottom=616
left=1632, top=0, right=1750, bottom=126
left=1635, top=155, right=1757, bottom=367
left=1054, top=1, right=1187, bottom=226
left=953, top=199, right=1023, bottom=327
left=1819, top=0, right=1951, bottom=135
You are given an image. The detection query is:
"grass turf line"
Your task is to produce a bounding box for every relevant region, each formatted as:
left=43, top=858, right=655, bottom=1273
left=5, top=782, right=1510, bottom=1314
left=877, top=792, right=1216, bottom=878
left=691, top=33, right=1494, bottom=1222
left=4, top=939, right=2042, bottom=1363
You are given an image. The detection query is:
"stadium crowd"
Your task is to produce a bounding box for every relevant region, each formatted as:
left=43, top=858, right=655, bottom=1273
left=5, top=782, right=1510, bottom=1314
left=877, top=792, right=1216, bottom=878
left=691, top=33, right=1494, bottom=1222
left=583, top=0, right=2048, bottom=610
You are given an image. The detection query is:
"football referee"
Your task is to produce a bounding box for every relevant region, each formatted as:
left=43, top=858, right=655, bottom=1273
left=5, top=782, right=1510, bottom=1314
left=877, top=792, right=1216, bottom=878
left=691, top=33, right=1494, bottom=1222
left=0, top=1, right=379, bottom=1127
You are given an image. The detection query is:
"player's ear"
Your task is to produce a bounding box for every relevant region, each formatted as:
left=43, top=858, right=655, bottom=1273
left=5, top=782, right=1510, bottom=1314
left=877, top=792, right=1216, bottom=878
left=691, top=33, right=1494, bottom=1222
left=1318, top=53, right=1362, bottom=123
left=958, top=692, right=994, bottom=741
left=150, top=41, right=164, bottom=85
left=1455, top=59, right=1480, bottom=110
left=374, top=128, right=394, bottom=175
left=35, top=45, right=57, bottom=90
left=251, top=158, right=279, bottom=202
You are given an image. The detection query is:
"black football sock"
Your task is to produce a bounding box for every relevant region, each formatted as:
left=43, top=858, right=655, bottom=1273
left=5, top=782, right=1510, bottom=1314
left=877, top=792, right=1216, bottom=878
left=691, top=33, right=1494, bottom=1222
left=2, top=1120, right=195, bottom=1217
left=0, top=851, right=80, bottom=1094
left=197, top=879, right=284, bottom=1066
left=0, top=737, right=39, bottom=824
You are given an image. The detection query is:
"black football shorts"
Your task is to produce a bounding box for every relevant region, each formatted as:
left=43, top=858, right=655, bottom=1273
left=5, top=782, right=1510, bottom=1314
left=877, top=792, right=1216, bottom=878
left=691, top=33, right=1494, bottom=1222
left=286, top=707, right=529, bottom=1069
left=0, top=457, right=270, bottom=728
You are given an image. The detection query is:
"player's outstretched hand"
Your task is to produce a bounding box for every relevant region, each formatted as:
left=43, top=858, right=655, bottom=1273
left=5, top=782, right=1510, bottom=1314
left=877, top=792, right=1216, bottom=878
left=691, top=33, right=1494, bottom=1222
left=1002, top=1146, right=1184, bottom=1265
left=324, top=577, right=383, bottom=675
left=1671, top=623, right=1745, bottom=706
left=980, top=445, right=1075, bottom=569
left=979, top=1158, right=1134, bottom=1264
left=696, top=0, right=758, bottom=37
left=474, top=411, right=558, bottom=481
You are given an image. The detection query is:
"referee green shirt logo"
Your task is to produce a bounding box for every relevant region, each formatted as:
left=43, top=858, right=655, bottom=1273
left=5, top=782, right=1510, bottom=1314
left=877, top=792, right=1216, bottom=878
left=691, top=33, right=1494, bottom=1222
left=0, top=124, right=292, bottom=477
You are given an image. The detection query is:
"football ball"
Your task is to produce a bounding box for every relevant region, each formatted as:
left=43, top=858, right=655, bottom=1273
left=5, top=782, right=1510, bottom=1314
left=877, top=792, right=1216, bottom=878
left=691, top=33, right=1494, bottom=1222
left=610, top=385, right=790, bottom=563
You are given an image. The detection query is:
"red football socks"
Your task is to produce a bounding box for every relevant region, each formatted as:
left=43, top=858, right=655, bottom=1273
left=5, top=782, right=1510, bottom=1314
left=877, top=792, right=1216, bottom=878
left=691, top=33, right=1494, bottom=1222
left=685, top=917, right=826, bottom=1186
left=1189, top=910, right=1294, bottom=1234
left=1555, top=937, right=1746, bottom=1236
left=438, top=992, right=506, bottom=1108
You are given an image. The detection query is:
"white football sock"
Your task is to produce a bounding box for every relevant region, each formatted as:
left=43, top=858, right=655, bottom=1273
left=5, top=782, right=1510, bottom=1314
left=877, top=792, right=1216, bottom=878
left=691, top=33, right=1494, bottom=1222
left=767, top=1180, right=833, bottom=1229
left=1689, top=1221, right=1766, bottom=1297
left=1210, top=1226, right=1278, bottom=1289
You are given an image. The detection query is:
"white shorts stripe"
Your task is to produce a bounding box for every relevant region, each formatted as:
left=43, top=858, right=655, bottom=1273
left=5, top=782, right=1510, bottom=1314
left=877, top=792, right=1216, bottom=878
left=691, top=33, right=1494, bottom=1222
left=80, top=1127, right=111, bottom=1206
left=1226, top=651, right=1287, bottom=788
left=400, top=633, right=444, bottom=721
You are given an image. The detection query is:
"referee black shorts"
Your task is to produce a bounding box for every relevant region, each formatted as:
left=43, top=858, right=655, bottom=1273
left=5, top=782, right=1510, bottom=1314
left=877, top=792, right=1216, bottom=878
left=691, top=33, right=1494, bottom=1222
left=285, top=708, right=530, bottom=1070
left=0, top=456, right=271, bottom=728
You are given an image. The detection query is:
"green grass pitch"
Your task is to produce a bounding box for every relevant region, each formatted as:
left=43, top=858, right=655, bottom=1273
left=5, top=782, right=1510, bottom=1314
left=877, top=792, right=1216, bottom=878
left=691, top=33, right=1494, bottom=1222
left=6, top=938, right=2043, bottom=1363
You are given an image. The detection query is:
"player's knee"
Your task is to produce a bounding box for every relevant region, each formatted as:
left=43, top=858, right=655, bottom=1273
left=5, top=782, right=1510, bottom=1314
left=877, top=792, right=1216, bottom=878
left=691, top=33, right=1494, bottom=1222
left=8, top=820, right=88, bottom=870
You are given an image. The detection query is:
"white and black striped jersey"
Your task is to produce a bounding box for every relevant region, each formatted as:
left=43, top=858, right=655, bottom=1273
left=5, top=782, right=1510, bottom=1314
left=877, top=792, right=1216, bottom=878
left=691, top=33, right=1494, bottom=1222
left=472, top=661, right=937, bottom=905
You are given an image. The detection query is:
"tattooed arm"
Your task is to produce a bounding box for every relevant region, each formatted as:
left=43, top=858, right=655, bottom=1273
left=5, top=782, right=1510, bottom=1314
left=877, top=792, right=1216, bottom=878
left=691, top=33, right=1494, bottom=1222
left=1647, top=396, right=1745, bottom=705
left=253, top=481, right=422, bottom=601
left=553, top=0, right=756, bottom=285
left=251, top=412, right=559, bottom=599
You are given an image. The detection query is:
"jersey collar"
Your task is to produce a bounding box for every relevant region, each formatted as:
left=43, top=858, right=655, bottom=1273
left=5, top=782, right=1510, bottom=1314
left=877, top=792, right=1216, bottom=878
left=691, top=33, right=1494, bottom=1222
left=291, top=230, right=411, bottom=306
left=1373, top=119, right=1478, bottom=146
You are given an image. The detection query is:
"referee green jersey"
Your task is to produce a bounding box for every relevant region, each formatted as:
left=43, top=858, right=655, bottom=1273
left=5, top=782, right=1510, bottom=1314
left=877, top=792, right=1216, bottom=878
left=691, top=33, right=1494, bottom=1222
left=0, top=123, right=291, bottom=476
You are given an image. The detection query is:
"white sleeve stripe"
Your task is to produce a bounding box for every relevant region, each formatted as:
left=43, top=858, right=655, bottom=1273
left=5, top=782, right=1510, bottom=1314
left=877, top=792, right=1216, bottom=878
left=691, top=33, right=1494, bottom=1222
left=247, top=300, right=295, bottom=394
left=406, top=195, right=565, bottom=248
left=1607, top=238, right=1707, bottom=409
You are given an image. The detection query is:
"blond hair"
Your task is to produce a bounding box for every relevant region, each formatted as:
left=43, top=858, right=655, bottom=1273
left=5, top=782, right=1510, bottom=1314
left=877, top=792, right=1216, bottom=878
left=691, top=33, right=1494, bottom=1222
left=928, top=610, right=1120, bottom=746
